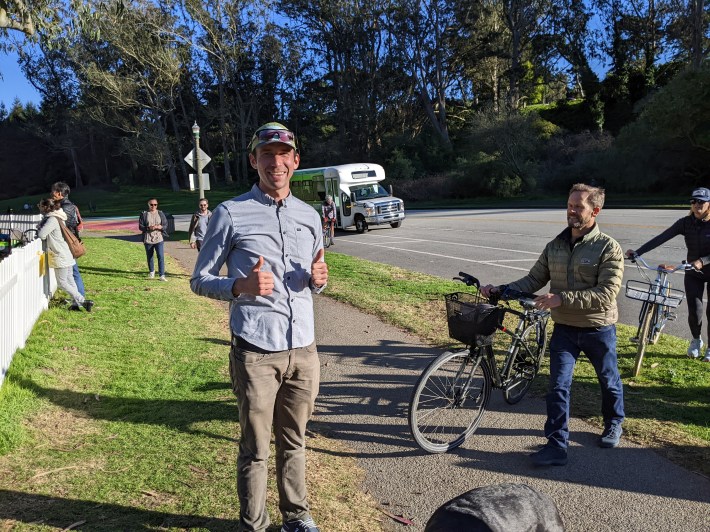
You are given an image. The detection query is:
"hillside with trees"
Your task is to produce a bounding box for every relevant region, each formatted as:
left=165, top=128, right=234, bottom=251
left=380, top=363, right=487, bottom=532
left=0, top=0, right=707, bottom=201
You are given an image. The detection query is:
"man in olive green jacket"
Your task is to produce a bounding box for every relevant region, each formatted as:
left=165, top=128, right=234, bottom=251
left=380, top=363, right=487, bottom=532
left=482, top=183, right=625, bottom=466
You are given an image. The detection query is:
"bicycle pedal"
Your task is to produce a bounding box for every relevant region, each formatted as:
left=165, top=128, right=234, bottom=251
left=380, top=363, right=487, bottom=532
left=667, top=312, right=677, bottom=321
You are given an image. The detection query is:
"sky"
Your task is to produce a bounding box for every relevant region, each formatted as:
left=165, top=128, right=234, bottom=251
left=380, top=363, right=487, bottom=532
left=0, top=50, right=41, bottom=107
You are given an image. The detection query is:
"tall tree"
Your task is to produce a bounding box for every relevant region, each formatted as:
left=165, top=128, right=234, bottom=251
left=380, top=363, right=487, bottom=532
left=392, top=0, right=457, bottom=149
left=666, top=0, right=710, bottom=69
left=545, top=0, right=599, bottom=98
left=502, top=0, right=549, bottom=109
left=281, top=0, right=399, bottom=159
left=74, top=0, right=185, bottom=190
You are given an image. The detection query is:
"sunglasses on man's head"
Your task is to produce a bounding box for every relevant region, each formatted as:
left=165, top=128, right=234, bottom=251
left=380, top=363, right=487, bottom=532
left=256, top=129, right=294, bottom=143
left=690, top=199, right=707, bottom=205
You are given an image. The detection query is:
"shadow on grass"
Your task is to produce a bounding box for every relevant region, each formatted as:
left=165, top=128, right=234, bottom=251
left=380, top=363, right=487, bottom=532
left=12, top=377, right=238, bottom=442
left=0, top=489, right=239, bottom=531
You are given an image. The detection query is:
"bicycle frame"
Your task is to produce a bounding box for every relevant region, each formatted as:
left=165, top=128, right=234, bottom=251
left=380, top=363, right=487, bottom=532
left=479, top=304, right=548, bottom=389
left=625, top=255, right=693, bottom=376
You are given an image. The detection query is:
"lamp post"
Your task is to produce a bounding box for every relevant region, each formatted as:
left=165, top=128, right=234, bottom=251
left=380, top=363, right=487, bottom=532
left=192, top=121, right=204, bottom=199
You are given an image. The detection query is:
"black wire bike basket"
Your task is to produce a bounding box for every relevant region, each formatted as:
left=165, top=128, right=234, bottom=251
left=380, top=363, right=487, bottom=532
left=445, top=292, right=505, bottom=345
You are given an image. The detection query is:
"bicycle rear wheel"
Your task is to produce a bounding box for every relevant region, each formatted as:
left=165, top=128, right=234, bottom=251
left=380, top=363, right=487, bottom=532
left=633, top=304, right=655, bottom=377
left=503, top=320, right=548, bottom=405
left=409, top=348, right=492, bottom=453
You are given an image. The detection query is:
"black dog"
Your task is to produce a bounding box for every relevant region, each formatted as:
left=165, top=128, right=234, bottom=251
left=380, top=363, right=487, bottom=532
left=424, top=483, right=564, bottom=531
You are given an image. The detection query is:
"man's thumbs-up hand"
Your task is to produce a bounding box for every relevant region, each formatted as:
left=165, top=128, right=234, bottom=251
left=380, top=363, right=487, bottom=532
left=232, top=256, right=274, bottom=297
left=311, top=248, right=328, bottom=288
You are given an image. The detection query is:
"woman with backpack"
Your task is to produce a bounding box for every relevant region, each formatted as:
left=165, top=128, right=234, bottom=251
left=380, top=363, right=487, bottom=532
left=37, top=198, right=94, bottom=312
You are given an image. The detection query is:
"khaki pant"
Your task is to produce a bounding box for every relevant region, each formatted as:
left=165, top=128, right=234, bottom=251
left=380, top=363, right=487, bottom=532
left=229, top=337, right=320, bottom=531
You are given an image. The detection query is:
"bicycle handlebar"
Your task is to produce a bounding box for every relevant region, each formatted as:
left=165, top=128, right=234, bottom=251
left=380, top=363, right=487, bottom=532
left=626, top=254, right=698, bottom=273
left=453, top=271, right=539, bottom=306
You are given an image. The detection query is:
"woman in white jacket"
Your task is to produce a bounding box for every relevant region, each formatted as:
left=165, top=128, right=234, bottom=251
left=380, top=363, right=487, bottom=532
left=38, top=199, right=93, bottom=312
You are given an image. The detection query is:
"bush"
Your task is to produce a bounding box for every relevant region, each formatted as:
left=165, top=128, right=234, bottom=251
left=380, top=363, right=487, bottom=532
left=386, top=149, right=418, bottom=180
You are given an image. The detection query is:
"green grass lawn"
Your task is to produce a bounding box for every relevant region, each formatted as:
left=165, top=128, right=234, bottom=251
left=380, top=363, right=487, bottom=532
left=0, top=238, right=381, bottom=531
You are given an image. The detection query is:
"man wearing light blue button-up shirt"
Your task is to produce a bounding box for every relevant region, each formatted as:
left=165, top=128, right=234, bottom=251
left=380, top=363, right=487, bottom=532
left=191, top=122, right=328, bottom=532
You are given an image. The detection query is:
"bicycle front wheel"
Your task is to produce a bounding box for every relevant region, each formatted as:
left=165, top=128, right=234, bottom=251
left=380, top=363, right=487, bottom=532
left=409, top=349, right=492, bottom=453
left=323, top=229, right=332, bottom=248
left=503, top=321, right=548, bottom=405
left=633, top=304, right=655, bottom=377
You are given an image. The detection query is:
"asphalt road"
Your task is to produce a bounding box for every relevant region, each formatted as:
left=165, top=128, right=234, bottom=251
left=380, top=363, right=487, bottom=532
left=326, top=208, right=694, bottom=341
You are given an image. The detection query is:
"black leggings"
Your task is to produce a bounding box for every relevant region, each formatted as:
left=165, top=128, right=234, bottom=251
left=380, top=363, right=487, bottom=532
left=684, top=272, right=710, bottom=339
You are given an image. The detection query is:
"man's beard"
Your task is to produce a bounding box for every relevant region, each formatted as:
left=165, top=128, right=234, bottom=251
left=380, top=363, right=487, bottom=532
left=567, top=214, right=591, bottom=229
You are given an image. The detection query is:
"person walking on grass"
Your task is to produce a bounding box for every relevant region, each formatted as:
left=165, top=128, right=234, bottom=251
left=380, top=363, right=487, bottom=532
left=37, top=198, right=94, bottom=312
left=626, top=187, right=710, bottom=362
left=321, top=195, right=336, bottom=245
left=138, top=198, right=168, bottom=281
left=481, top=183, right=625, bottom=466
left=191, top=122, right=328, bottom=532
left=51, top=181, right=85, bottom=297
left=187, top=198, right=211, bottom=251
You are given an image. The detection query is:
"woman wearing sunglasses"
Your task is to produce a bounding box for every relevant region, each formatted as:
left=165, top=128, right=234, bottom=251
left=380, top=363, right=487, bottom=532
left=626, top=187, right=710, bottom=361
left=138, top=198, right=169, bottom=281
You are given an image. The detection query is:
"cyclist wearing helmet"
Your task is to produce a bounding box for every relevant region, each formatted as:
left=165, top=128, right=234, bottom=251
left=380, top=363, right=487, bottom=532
left=322, top=194, right=336, bottom=244
left=626, top=187, right=710, bottom=362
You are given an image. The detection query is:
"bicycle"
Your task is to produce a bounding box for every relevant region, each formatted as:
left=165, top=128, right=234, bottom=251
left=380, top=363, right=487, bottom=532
left=408, top=272, right=550, bottom=453
left=322, top=219, right=333, bottom=248
left=625, top=254, right=696, bottom=376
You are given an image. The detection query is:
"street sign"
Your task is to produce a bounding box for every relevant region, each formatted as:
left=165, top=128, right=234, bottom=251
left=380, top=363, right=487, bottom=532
left=184, top=148, right=211, bottom=170
left=189, top=173, right=211, bottom=191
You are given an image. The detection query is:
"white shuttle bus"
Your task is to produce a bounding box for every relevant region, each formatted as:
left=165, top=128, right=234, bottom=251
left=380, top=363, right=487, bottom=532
left=290, top=163, right=405, bottom=233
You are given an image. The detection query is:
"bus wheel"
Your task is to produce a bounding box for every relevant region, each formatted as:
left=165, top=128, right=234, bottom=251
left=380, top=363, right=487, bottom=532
left=355, top=215, right=368, bottom=233
left=390, top=221, right=402, bottom=228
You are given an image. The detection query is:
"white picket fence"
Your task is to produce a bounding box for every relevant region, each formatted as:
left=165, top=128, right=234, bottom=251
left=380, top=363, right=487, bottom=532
left=0, top=214, right=55, bottom=389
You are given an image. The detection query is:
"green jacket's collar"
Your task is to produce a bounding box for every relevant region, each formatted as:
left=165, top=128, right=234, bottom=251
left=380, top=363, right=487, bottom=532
left=558, top=223, right=600, bottom=244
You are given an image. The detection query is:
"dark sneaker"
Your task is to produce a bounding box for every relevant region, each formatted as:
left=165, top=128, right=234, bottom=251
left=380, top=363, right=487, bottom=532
left=530, top=444, right=567, bottom=466
left=82, top=300, right=94, bottom=312
left=599, top=424, right=623, bottom=448
left=281, top=517, right=320, bottom=532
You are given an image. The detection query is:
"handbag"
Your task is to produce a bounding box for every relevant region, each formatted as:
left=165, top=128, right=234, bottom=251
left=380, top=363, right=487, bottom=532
left=59, top=219, right=86, bottom=258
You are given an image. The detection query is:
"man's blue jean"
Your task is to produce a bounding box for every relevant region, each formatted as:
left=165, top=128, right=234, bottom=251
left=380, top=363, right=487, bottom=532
left=72, top=263, right=85, bottom=296
left=546, top=323, right=625, bottom=448
left=144, top=242, right=165, bottom=276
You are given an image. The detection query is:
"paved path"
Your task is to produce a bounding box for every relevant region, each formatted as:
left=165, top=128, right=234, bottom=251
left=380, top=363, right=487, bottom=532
left=133, top=235, right=710, bottom=531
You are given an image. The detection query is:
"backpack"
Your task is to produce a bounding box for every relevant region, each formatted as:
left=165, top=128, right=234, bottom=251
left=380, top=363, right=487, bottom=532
left=59, top=219, right=86, bottom=258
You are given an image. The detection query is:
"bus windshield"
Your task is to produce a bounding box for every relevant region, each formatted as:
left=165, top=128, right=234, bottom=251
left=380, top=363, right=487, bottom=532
left=351, top=184, right=389, bottom=200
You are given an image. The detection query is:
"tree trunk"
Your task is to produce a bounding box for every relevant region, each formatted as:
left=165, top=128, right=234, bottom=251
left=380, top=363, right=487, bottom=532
left=218, top=65, right=233, bottom=183
left=66, top=123, right=83, bottom=188
left=169, top=110, right=189, bottom=189
left=691, top=0, right=704, bottom=70
left=157, top=118, right=180, bottom=192
left=70, top=146, right=84, bottom=188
